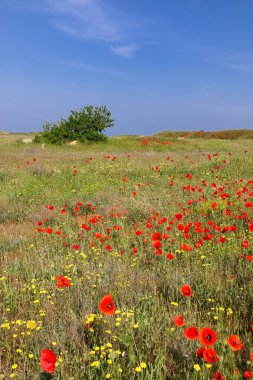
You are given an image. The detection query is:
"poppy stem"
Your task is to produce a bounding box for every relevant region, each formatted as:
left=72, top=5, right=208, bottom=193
left=40, top=372, right=52, bottom=380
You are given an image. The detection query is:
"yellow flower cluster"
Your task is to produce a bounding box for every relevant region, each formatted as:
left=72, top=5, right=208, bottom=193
left=134, top=362, right=147, bottom=372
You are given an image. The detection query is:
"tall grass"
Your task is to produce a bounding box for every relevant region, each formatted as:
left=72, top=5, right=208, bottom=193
left=0, top=135, right=252, bottom=379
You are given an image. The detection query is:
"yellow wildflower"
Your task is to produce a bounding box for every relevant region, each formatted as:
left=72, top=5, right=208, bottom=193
left=194, top=364, right=201, bottom=371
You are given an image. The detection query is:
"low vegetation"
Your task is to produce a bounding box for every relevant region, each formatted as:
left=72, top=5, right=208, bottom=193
left=34, top=105, right=114, bottom=145
left=0, top=134, right=252, bottom=379
left=152, top=129, right=253, bottom=140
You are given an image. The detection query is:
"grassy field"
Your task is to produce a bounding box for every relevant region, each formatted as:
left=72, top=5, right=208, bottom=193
left=0, top=134, right=252, bottom=379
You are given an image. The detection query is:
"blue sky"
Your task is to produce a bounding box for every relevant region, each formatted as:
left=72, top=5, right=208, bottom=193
left=1, top=0, right=253, bottom=135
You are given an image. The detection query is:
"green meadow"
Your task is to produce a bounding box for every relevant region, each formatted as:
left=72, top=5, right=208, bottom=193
left=0, top=133, right=252, bottom=379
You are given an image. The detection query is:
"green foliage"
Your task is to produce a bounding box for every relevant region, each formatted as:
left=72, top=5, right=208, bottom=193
left=40, top=372, right=52, bottom=380
left=34, top=105, right=114, bottom=144
left=2, top=136, right=253, bottom=379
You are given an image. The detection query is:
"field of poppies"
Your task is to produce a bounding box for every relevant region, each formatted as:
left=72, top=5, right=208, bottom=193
left=0, top=134, right=252, bottom=379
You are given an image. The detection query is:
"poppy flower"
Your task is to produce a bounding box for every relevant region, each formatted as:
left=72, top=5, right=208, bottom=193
left=242, top=240, right=250, bottom=248
left=175, top=213, right=182, bottom=221
left=203, top=347, right=219, bottom=363
left=227, top=335, right=243, bottom=351
left=180, top=285, right=192, bottom=297
left=172, top=315, right=185, bottom=327
left=198, top=327, right=217, bottom=346
left=152, top=240, right=162, bottom=249
left=56, top=276, right=70, bottom=288
left=213, top=372, right=225, bottom=380
left=244, top=372, right=252, bottom=379
left=196, top=347, right=205, bottom=358
left=151, top=232, right=162, bottom=241
left=184, top=326, right=198, bottom=340
left=211, top=202, right=217, bottom=210
left=40, top=349, right=56, bottom=374
left=99, top=295, right=116, bottom=316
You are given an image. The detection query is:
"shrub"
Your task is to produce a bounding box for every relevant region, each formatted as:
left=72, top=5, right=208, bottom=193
left=34, top=105, right=114, bottom=144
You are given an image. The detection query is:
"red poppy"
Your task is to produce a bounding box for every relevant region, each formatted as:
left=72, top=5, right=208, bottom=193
left=81, top=224, right=91, bottom=231
left=56, top=276, right=70, bottom=288
left=99, top=295, right=116, bottom=316
left=184, top=326, right=198, bottom=340
left=40, top=349, right=56, bottom=374
left=211, top=202, right=217, bottom=210
left=152, top=240, right=162, bottom=249
left=154, top=248, right=162, bottom=255
left=242, top=240, right=250, bottom=248
left=181, top=243, right=192, bottom=251
left=196, top=347, right=205, bottom=358
left=172, top=315, right=185, bottom=327
left=198, top=327, right=217, bottom=346
left=151, top=232, right=162, bottom=241
left=175, top=213, right=182, bottom=220
left=219, top=236, right=226, bottom=243
left=203, top=347, right=219, bottom=363
left=244, top=372, right=252, bottom=379
left=178, top=223, right=184, bottom=231
left=227, top=335, right=243, bottom=351
left=180, top=285, right=192, bottom=297
left=213, top=371, right=225, bottom=380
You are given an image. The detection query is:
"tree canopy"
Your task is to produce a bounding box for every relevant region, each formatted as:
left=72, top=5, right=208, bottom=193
left=34, top=105, right=114, bottom=144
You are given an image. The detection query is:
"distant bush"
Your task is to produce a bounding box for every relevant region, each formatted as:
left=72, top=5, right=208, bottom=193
left=34, top=105, right=114, bottom=144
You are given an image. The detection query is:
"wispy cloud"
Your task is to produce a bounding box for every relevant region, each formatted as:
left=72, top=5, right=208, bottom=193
left=30, top=55, right=124, bottom=76
left=219, top=60, right=253, bottom=73
left=168, top=40, right=253, bottom=74
left=110, top=44, right=139, bottom=59
left=5, top=0, right=148, bottom=58
left=201, top=49, right=253, bottom=73
left=49, top=0, right=122, bottom=42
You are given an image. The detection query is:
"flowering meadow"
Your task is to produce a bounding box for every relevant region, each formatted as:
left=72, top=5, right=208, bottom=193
left=0, top=134, right=252, bottom=379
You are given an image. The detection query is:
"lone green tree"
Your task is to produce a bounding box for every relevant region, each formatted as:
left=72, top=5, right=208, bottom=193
left=34, top=105, right=114, bottom=144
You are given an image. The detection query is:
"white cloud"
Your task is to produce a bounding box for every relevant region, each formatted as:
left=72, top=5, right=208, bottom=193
left=221, top=62, right=253, bottom=73
left=5, top=0, right=145, bottom=57
left=200, top=49, right=253, bottom=74
left=49, top=0, right=121, bottom=42
left=110, top=44, right=138, bottom=58
left=30, top=55, right=124, bottom=76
